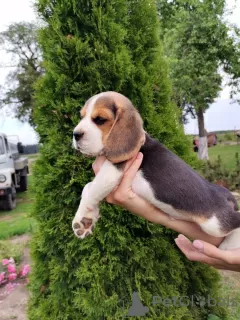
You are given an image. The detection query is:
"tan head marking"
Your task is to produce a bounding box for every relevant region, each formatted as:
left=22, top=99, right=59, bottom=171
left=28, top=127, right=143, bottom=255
left=75, top=92, right=145, bottom=161
left=91, top=93, right=145, bottom=163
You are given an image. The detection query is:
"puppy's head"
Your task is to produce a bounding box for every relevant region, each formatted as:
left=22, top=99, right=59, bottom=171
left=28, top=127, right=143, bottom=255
left=73, top=92, right=145, bottom=163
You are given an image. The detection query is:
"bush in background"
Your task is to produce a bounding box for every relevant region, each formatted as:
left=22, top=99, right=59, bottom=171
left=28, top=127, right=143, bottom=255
left=28, top=0, right=227, bottom=319
left=201, top=153, right=240, bottom=191
left=223, top=132, right=234, bottom=142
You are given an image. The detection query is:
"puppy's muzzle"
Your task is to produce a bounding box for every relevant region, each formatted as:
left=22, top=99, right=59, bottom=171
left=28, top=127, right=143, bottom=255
left=73, top=131, right=84, bottom=141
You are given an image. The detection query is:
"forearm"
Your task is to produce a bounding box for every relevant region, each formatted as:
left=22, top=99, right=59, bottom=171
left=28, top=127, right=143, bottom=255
left=117, top=195, right=224, bottom=247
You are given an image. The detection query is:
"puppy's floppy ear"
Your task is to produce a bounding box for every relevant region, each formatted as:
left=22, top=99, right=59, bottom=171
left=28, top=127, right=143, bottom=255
left=104, top=104, right=145, bottom=163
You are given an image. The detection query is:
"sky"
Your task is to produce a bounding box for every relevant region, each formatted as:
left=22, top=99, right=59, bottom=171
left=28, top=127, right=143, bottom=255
left=0, top=0, right=37, bottom=144
left=0, top=0, right=240, bottom=143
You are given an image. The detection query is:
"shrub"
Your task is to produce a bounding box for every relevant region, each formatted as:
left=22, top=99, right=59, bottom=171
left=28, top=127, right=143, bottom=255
left=223, top=132, right=234, bottom=142
left=29, top=0, right=227, bottom=319
left=201, top=153, right=240, bottom=191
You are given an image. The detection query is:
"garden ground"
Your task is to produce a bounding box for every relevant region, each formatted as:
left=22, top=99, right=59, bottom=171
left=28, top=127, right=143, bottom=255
left=0, top=149, right=240, bottom=320
left=0, top=234, right=30, bottom=320
left=0, top=155, right=37, bottom=320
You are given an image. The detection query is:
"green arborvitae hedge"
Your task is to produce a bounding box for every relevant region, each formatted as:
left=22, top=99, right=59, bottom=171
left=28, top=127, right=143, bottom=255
left=29, top=0, right=227, bottom=319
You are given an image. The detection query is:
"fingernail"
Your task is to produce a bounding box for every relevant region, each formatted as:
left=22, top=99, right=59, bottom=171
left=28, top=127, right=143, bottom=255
left=174, top=238, right=182, bottom=247
left=178, top=234, right=185, bottom=240
left=193, top=240, right=204, bottom=251
left=137, top=152, right=143, bottom=159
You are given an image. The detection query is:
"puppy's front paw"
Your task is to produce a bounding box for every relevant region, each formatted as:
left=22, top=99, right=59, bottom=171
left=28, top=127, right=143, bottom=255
left=72, top=204, right=100, bottom=239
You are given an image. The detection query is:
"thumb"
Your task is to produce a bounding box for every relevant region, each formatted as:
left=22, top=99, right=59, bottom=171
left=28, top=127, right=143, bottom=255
left=120, top=152, right=143, bottom=189
left=193, top=240, right=236, bottom=263
left=92, top=156, right=106, bottom=175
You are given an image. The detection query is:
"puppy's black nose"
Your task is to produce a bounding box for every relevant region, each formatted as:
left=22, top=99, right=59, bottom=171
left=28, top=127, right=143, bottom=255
left=73, top=131, right=84, bottom=141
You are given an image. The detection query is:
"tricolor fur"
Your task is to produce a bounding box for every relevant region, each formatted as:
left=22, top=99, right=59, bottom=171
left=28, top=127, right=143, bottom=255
left=72, top=91, right=240, bottom=250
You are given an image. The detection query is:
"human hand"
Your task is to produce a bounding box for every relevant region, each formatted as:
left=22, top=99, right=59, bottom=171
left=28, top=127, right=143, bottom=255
left=92, top=153, right=144, bottom=208
left=92, top=154, right=224, bottom=249
left=175, top=234, right=240, bottom=271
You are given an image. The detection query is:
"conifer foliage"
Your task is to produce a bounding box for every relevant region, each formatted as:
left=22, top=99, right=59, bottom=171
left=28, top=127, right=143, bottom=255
left=29, top=0, right=226, bottom=319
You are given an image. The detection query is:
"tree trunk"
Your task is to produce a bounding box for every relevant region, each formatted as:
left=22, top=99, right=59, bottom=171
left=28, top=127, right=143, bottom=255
left=197, top=107, right=209, bottom=160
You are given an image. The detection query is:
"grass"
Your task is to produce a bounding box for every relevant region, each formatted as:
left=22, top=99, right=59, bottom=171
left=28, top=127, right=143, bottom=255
left=0, top=158, right=37, bottom=240
left=218, top=271, right=240, bottom=320
left=0, top=157, right=37, bottom=279
left=0, top=215, right=35, bottom=240
left=208, top=144, right=240, bottom=170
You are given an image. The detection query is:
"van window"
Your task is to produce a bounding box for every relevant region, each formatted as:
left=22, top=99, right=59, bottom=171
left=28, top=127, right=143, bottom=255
left=4, top=138, right=9, bottom=152
left=0, top=137, right=4, bottom=155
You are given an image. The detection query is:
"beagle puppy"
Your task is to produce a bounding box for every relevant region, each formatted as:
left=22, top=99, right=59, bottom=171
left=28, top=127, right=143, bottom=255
left=72, top=91, right=240, bottom=250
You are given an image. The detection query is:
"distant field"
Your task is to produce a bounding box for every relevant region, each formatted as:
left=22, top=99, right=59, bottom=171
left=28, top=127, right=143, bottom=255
left=0, top=175, right=36, bottom=240
left=208, top=144, right=240, bottom=170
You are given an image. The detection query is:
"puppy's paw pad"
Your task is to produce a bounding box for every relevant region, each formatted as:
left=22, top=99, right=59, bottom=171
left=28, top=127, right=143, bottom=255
left=72, top=216, right=98, bottom=239
left=72, top=203, right=100, bottom=239
left=81, top=217, right=93, bottom=229
left=73, top=222, right=81, bottom=229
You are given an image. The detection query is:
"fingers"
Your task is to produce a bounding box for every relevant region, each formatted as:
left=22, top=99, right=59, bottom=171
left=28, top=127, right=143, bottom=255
left=175, top=235, right=240, bottom=271
left=122, top=153, right=139, bottom=173
left=92, top=156, right=106, bottom=175
left=92, top=153, right=143, bottom=206
left=92, top=153, right=142, bottom=176
left=175, top=235, right=224, bottom=267
left=192, top=238, right=240, bottom=265
left=103, top=152, right=143, bottom=205
left=120, top=152, right=143, bottom=190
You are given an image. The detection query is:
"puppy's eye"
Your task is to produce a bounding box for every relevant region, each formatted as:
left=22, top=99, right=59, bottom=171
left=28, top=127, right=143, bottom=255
left=93, top=116, right=107, bottom=125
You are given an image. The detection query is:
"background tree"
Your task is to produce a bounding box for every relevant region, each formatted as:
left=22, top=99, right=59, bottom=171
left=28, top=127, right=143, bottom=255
left=29, top=0, right=227, bottom=319
left=0, top=22, right=43, bottom=126
left=158, top=0, right=240, bottom=160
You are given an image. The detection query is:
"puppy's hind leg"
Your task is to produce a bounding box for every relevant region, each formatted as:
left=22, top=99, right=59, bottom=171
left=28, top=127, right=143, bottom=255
left=219, top=228, right=240, bottom=250
left=198, top=208, right=240, bottom=249
left=218, top=209, right=240, bottom=250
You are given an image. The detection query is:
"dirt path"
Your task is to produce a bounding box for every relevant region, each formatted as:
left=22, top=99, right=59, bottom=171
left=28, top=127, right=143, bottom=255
left=0, top=235, right=31, bottom=320
left=0, top=285, right=29, bottom=320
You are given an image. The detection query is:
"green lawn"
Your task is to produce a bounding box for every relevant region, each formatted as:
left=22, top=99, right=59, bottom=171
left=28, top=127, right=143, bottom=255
left=0, top=175, right=36, bottom=240
left=219, top=272, right=240, bottom=320
left=0, top=158, right=38, bottom=269
left=208, top=144, right=240, bottom=170
left=0, top=214, right=35, bottom=240
left=26, top=153, right=39, bottom=159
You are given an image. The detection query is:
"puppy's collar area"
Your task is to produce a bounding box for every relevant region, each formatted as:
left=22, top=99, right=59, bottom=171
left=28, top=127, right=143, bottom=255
left=115, top=161, right=128, bottom=170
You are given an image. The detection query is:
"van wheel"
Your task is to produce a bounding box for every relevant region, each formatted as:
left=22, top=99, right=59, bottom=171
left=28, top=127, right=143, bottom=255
left=3, top=186, right=16, bottom=211
left=19, top=175, right=28, bottom=192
